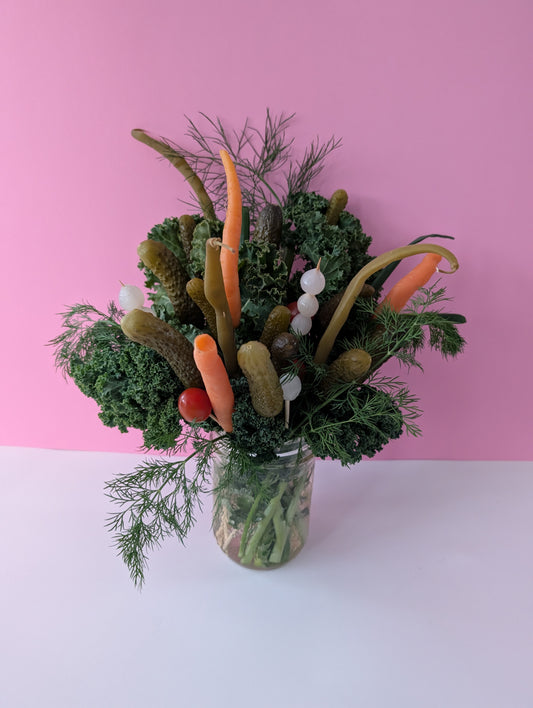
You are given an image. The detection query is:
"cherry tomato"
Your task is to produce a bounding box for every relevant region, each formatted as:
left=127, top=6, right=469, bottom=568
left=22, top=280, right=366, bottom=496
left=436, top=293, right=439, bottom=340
left=287, top=301, right=299, bottom=320
left=178, top=388, right=212, bottom=422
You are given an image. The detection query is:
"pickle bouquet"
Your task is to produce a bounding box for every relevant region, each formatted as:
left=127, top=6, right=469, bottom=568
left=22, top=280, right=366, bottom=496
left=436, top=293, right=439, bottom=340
left=50, top=111, right=466, bottom=583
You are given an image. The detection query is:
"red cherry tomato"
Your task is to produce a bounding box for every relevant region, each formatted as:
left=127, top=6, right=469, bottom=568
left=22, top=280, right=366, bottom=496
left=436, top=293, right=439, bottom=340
left=178, top=388, right=212, bottom=423
left=287, top=301, right=299, bottom=320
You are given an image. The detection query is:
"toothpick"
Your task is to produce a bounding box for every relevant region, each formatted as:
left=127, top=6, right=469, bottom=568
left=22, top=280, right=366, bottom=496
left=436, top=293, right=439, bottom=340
left=284, top=400, right=290, bottom=429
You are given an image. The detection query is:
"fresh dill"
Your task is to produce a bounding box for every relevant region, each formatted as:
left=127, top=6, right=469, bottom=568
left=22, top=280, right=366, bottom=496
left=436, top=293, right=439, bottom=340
left=165, top=110, right=341, bottom=221
left=105, top=432, right=225, bottom=586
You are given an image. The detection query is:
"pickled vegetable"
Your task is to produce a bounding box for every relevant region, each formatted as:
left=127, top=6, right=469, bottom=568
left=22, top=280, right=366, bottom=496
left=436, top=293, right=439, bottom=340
left=121, top=309, right=203, bottom=389
left=186, top=278, right=217, bottom=337
left=325, top=189, right=348, bottom=225
left=237, top=341, right=284, bottom=417
left=260, top=305, right=291, bottom=349
left=204, top=238, right=238, bottom=376
left=179, top=214, right=196, bottom=261
left=131, top=129, right=216, bottom=221
left=137, top=239, right=202, bottom=325
left=270, top=332, right=299, bottom=372
left=253, top=203, right=283, bottom=245
left=323, top=349, right=372, bottom=389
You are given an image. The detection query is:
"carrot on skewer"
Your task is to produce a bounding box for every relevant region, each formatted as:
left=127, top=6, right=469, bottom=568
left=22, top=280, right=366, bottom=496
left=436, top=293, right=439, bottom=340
left=376, top=253, right=442, bottom=314
left=219, top=149, right=242, bottom=328
left=193, top=334, right=234, bottom=433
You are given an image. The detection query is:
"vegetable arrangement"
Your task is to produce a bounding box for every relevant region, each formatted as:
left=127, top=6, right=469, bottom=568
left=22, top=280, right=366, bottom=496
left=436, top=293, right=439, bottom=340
left=50, top=111, right=466, bottom=584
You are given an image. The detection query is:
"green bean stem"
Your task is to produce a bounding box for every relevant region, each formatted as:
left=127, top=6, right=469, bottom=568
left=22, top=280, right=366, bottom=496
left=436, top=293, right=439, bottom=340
left=131, top=129, right=216, bottom=222
left=314, top=244, right=459, bottom=364
left=203, top=238, right=238, bottom=376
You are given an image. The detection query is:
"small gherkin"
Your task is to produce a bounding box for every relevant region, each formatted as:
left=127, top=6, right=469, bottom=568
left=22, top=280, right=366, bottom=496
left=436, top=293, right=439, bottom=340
left=253, top=203, right=283, bottom=245
left=137, top=239, right=203, bottom=326
left=121, top=308, right=203, bottom=389
left=323, top=349, right=372, bottom=389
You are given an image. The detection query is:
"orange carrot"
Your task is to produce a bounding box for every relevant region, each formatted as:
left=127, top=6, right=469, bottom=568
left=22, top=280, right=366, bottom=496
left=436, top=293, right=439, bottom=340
left=377, top=253, right=442, bottom=313
left=219, top=149, right=242, bottom=328
left=193, top=333, right=234, bottom=432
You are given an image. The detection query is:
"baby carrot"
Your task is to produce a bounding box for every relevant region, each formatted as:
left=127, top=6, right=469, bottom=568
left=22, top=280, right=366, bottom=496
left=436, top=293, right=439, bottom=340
left=219, top=149, right=242, bottom=328
left=193, top=334, right=234, bottom=433
left=377, top=253, right=442, bottom=313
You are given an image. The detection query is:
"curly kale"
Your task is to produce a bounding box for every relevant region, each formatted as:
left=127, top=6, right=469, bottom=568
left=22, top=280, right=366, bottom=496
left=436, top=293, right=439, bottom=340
left=238, top=240, right=290, bottom=341
left=282, top=191, right=373, bottom=300
left=50, top=304, right=184, bottom=450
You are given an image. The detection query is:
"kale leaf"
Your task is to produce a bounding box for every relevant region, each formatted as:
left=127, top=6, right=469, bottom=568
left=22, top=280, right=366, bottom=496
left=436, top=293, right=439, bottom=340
left=282, top=191, right=373, bottom=299
left=51, top=304, right=184, bottom=451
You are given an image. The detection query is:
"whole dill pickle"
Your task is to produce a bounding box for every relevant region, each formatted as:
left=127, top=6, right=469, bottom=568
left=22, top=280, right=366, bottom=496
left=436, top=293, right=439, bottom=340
left=186, top=278, right=217, bottom=336
left=325, top=189, right=348, bottom=225
left=323, top=349, right=372, bottom=388
left=121, top=309, right=203, bottom=389
left=179, top=214, right=196, bottom=261
left=137, top=239, right=202, bottom=326
left=253, top=204, right=283, bottom=245
left=237, top=341, right=284, bottom=418
left=259, top=305, right=291, bottom=349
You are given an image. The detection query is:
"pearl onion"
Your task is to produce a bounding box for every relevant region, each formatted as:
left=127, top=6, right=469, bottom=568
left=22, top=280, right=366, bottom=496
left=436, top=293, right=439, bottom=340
left=291, top=314, right=313, bottom=335
left=119, top=284, right=144, bottom=311
left=300, top=268, right=325, bottom=295
left=297, top=293, right=319, bottom=317
left=280, top=373, right=302, bottom=401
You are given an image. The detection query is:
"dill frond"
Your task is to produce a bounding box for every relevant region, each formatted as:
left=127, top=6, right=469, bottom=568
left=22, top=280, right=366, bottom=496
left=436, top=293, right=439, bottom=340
left=105, top=433, right=226, bottom=586
left=164, top=110, right=340, bottom=221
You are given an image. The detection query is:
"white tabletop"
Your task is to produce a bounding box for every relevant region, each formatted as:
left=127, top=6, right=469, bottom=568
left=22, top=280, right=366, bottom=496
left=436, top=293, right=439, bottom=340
left=1, top=447, right=532, bottom=708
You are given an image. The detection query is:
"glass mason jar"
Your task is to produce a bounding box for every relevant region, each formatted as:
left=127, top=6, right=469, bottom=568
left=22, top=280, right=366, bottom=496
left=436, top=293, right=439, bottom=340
left=212, top=439, right=315, bottom=569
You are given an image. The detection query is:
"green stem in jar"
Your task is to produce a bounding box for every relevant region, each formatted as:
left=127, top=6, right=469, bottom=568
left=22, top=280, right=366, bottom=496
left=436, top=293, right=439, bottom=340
left=270, top=504, right=290, bottom=564
left=313, top=244, right=459, bottom=364
left=240, top=482, right=288, bottom=565
left=238, top=487, right=266, bottom=560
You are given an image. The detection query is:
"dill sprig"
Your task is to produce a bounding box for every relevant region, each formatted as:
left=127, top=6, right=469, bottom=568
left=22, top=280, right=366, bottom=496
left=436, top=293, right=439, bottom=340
left=48, top=302, right=124, bottom=377
left=365, top=374, right=423, bottom=437
left=165, top=110, right=341, bottom=221
left=345, top=282, right=467, bottom=372
left=105, top=431, right=226, bottom=586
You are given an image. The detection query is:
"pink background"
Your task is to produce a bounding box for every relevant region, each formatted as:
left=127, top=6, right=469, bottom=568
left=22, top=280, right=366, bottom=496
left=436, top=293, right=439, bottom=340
left=1, top=0, right=531, bottom=460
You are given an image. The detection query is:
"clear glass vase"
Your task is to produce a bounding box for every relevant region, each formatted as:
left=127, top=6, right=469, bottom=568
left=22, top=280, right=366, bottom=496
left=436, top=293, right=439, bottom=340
left=212, top=439, right=315, bottom=569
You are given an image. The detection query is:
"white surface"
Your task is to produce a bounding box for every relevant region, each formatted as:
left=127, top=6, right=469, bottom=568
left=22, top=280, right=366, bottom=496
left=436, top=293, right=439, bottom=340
left=1, top=447, right=532, bottom=708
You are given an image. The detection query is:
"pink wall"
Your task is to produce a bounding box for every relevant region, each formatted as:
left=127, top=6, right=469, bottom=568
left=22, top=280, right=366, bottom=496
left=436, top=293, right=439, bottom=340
left=2, top=0, right=531, bottom=460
